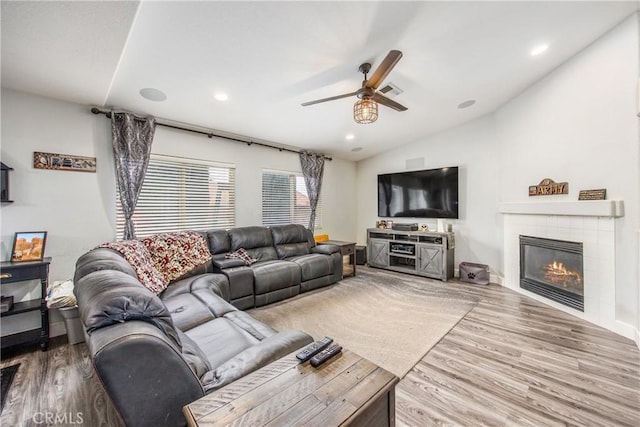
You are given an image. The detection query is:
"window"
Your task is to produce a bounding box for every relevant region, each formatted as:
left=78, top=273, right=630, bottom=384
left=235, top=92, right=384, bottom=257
left=117, top=154, right=235, bottom=239
left=262, top=170, right=321, bottom=228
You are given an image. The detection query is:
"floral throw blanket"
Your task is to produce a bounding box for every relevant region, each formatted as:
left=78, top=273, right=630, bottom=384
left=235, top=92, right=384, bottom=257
left=141, top=231, right=212, bottom=284
left=99, top=231, right=212, bottom=294
left=99, top=240, right=168, bottom=294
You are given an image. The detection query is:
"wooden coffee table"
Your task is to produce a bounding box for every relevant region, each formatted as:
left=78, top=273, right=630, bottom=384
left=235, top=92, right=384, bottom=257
left=183, top=348, right=398, bottom=426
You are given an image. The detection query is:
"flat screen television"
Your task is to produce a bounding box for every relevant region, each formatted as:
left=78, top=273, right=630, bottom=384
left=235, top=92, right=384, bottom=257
left=378, top=166, right=459, bottom=219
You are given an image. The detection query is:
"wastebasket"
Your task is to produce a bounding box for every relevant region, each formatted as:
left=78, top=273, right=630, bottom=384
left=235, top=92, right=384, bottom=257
left=58, top=306, right=85, bottom=345
left=459, top=262, right=490, bottom=285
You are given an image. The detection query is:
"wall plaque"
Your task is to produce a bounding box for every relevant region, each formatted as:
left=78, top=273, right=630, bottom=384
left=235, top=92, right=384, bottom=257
left=529, top=178, right=568, bottom=196
left=578, top=189, right=606, bottom=200
left=34, top=151, right=96, bottom=173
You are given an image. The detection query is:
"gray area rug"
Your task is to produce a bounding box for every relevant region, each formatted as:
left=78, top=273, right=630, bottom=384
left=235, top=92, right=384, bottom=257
left=250, top=268, right=477, bottom=378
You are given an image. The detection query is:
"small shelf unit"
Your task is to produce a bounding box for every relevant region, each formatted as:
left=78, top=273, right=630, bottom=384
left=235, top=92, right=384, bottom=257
left=367, top=228, right=454, bottom=281
left=0, top=257, right=51, bottom=352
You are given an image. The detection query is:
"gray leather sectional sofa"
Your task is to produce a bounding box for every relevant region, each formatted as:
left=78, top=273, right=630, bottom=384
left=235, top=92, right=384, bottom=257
left=73, top=224, right=343, bottom=427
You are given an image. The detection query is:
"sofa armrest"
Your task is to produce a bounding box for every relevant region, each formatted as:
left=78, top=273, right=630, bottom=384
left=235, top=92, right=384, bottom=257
left=89, top=321, right=204, bottom=427
left=311, top=244, right=340, bottom=255
left=212, top=258, right=246, bottom=269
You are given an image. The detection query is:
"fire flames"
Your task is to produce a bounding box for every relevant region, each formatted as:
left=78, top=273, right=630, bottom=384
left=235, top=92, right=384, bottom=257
left=544, top=261, right=582, bottom=288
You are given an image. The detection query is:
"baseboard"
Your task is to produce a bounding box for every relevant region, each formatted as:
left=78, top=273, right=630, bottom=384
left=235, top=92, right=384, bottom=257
left=611, top=320, right=639, bottom=345
left=454, top=269, right=504, bottom=286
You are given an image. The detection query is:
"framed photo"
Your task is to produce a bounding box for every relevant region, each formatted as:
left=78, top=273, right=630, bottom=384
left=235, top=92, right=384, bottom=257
left=10, top=231, right=47, bottom=262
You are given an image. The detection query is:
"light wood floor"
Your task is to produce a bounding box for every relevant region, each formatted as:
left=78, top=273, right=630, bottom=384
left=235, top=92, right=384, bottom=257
left=1, top=267, right=639, bottom=426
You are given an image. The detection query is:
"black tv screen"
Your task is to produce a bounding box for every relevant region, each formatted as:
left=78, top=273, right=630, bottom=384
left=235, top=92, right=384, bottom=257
left=378, top=166, right=459, bottom=219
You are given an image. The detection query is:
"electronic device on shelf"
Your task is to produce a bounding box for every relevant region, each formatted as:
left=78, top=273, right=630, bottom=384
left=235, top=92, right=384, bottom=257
left=392, top=223, right=418, bottom=231
left=390, top=243, right=415, bottom=255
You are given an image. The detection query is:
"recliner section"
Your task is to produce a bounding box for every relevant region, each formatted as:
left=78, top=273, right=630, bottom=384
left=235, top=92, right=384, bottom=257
left=209, top=224, right=342, bottom=307
left=74, top=245, right=314, bottom=427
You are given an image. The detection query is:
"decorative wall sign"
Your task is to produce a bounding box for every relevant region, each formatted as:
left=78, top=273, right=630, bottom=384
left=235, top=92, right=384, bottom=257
left=529, top=178, right=568, bottom=197
left=578, top=189, right=606, bottom=200
left=34, top=152, right=96, bottom=173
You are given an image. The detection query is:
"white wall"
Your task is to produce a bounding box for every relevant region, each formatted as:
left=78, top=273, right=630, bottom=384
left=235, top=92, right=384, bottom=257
left=356, top=13, right=640, bottom=340
left=496, top=14, right=639, bottom=330
left=356, top=115, right=503, bottom=276
left=1, top=88, right=358, bottom=280
left=1, top=88, right=357, bottom=335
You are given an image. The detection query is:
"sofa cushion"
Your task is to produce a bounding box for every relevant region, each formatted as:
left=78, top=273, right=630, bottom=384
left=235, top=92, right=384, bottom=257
left=228, top=226, right=278, bottom=261
left=142, top=231, right=212, bottom=283
left=98, top=240, right=167, bottom=294
left=251, top=260, right=301, bottom=295
left=162, top=292, right=216, bottom=332
left=186, top=317, right=259, bottom=369
left=287, top=253, right=333, bottom=281
left=270, top=224, right=311, bottom=258
left=206, top=229, right=231, bottom=255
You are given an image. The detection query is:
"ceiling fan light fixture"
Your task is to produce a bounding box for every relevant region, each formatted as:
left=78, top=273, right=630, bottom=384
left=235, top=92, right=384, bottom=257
left=353, top=98, right=378, bottom=124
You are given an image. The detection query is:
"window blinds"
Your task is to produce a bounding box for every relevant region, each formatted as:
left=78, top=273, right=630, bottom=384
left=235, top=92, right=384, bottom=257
left=116, top=154, right=235, bottom=240
left=261, top=170, right=321, bottom=228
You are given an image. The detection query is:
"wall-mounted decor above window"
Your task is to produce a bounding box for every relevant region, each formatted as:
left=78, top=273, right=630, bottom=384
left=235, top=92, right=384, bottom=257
left=33, top=151, right=96, bottom=173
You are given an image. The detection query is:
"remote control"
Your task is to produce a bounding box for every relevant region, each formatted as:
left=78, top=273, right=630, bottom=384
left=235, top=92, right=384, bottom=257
left=296, top=337, right=333, bottom=362
left=310, top=343, right=343, bottom=367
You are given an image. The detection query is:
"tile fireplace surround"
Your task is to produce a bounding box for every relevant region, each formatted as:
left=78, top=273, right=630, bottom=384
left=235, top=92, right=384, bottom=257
left=499, top=200, right=628, bottom=338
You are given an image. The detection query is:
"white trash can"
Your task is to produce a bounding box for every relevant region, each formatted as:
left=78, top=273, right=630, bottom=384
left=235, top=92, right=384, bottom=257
left=59, top=306, right=85, bottom=345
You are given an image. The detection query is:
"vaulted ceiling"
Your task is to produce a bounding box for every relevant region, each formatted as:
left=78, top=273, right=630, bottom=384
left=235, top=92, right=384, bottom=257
left=2, top=1, right=637, bottom=161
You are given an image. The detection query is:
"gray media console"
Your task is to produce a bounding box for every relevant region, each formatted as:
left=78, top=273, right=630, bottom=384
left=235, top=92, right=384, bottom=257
left=367, top=228, right=455, bottom=281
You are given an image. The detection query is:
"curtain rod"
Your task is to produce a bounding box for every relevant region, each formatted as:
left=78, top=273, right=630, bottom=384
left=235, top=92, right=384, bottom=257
left=90, top=107, right=332, bottom=161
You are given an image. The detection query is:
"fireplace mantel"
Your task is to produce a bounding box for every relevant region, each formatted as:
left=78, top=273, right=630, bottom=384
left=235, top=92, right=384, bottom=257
left=498, top=200, right=624, bottom=218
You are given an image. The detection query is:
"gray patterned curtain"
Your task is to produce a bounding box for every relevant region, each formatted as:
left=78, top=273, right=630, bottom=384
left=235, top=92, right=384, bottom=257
left=299, top=151, right=325, bottom=233
left=111, top=111, right=156, bottom=240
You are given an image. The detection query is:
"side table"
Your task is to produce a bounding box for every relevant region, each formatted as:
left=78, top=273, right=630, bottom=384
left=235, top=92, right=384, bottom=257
left=0, top=257, right=51, bottom=351
left=318, top=240, right=356, bottom=278
left=184, top=348, right=398, bottom=427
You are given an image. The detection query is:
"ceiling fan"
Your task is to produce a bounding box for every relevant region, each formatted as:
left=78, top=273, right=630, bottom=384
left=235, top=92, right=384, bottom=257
left=301, top=50, right=408, bottom=124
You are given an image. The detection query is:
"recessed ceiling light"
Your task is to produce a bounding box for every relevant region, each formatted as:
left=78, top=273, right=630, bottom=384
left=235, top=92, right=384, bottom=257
left=214, top=93, right=229, bottom=101
left=351, top=147, right=363, bottom=152
left=530, top=44, right=549, bottom=56
left=139, top=88, right=167, bottom=102
left=457, top=99, right=476, bottom=109
left=345, top=133, right=355, bottom=141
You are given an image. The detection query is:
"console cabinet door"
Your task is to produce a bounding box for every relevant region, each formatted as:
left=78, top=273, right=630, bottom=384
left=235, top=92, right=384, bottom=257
left=368, top=240, right=389, bottom=267
left=417, top=245, right=443, bottom=278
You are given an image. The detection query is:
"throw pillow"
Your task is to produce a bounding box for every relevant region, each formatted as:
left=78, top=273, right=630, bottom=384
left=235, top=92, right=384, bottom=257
left=98, top=240, right=168, bottom=294
left=225, top=248, right=257, bottom=266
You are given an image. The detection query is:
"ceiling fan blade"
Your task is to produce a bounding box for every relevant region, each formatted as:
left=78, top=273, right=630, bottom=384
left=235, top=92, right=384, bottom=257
left=301, top=91, right=358, bottom=106
left=366, top=50, right=403, bottom=90
left=372, top=92, right=407, bottom=111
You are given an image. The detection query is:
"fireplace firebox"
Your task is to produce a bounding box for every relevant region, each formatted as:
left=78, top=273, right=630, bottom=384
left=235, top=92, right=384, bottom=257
left=519, top=235, right=584, bottom=311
